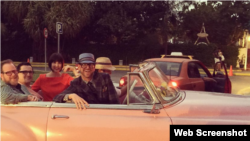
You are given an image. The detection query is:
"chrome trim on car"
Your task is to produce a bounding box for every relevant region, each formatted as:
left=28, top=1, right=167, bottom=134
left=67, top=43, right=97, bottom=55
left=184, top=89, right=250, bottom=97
left=162, top=91, right=185, bottom=107
left=51, top=102, right=163, bottom=110
left=51, top=115, right=70, bottom=119
left=125, top=72, right=159, bottom=104
left=142, top=69, right=162, bottom=102
left=139, top=72, right=159, bottom=104
left=0, top=102, right=53, bottom=107
left=126, top=71, right=130, bottom=105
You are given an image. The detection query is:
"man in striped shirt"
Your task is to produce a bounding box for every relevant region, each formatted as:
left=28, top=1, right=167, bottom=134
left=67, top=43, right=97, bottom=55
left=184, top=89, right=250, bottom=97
left=1, top=59, right=39, bottom=104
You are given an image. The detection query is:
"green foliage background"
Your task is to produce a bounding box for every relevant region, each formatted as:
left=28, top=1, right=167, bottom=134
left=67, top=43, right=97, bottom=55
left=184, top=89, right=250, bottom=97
left=1, top=1, right=249, bottom=68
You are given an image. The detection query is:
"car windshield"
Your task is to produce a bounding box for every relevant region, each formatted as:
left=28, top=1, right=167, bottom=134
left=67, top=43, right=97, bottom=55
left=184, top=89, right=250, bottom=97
left=148, top=67, right=179, bottom=101
left=155, top=62, right=181, bottom=76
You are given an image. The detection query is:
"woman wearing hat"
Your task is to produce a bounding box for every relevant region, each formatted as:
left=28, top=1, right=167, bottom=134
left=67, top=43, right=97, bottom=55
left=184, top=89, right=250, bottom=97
left=95, top=57, right=121, bottom=97
left=95, top=57, right=116, bottom=75
left=31, top=53, right=78, bottom=101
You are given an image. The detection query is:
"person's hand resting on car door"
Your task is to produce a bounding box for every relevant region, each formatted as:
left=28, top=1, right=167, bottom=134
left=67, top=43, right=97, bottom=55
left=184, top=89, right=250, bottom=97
left=68, top=94, right=89, bottom=110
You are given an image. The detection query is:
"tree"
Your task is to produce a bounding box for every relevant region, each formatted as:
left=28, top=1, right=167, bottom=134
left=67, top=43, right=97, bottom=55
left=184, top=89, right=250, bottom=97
left=180, top=1, right=250, bottom=46
left=87, top=0, right=192, bottom=43
left=1, top=1, right=30, bottom=24
left=21, top=1, right=93, bottom=61
left=1, top=1, right=33, bottom=61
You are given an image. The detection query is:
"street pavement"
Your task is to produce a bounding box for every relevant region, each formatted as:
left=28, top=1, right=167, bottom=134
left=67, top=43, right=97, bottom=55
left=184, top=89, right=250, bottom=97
left=229, top=76, right=250, bottom=96
left=207, top=67, right=250, bottom=76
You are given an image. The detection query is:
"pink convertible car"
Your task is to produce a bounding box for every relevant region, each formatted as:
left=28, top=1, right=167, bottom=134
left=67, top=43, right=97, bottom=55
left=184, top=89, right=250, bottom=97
left=1, top=62, right=249, bottom=141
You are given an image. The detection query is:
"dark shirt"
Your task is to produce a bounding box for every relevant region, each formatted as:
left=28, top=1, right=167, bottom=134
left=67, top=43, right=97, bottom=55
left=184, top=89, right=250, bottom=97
left=53, top=72, right=119, bottom=104
left=1, top=79, right=30, bottom=104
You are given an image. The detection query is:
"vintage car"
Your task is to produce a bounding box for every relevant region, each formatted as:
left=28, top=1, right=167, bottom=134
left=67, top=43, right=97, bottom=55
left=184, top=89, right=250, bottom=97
left=1, top=62, right=249, bottom=141
left=119, top=58, right=231, bottom=93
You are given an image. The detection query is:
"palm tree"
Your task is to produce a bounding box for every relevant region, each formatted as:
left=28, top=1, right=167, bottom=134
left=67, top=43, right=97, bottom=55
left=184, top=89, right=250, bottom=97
left=1, top=1, right=30, bottom=24
left=22, top=1, right=93, bottom=61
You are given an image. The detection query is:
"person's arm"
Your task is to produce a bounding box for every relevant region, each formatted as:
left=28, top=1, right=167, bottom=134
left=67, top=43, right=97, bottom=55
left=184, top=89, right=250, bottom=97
left=53, top=81, right=89, bottom=110
left=53, top=81, right=77, bottom=103
left=21, top=85, right=43, bottom=100
left=63, top=65, right=80, bottom=77
left=30, top=90, right=43, bottom=100
left=53, top=83, right=76, bottom=103
left=221, top=55, right=225, bottom=61
left=1, top=85, right=38, bottom=104
left=65, top=73, right=74, bottom=86
left=115, top=88, right=121, bottom=97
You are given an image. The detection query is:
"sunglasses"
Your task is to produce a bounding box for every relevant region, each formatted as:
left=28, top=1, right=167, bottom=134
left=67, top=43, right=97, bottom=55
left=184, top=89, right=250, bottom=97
left=18, top=71, right=34, bottom=75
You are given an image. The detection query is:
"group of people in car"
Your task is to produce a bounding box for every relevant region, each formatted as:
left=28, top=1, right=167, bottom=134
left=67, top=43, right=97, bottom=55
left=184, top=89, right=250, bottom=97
left=1, top=53, right=122, bottom=110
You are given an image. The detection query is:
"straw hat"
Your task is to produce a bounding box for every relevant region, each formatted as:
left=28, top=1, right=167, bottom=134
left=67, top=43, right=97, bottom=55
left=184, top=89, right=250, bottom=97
left=95, top=57, right=116, bottom=71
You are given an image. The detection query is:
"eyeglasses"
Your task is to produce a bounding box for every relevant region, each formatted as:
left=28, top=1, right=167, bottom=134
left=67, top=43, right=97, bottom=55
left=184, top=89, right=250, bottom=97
left=79, top=63, right=95, bottom=68
left=1, top=70, right=18, bottom=76
left=19, top=71, right=34, bottom=75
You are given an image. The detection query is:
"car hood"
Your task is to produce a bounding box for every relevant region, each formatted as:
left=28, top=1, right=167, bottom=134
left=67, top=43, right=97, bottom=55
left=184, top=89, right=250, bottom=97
left=164, top=91, right=250, bottom=124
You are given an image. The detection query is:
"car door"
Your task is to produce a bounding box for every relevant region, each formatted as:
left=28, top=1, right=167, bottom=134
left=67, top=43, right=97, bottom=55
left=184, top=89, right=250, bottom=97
left=1, top=102, right=53, bottom=141
left=46, top=74, right=172, bottom=141
left=187, top=62, right=205, bottom=91
left=196, top=62, right=217, bottom=92
left=47, top=104, right=170, bottom=141
left=212, top=62, right=232, bottom=93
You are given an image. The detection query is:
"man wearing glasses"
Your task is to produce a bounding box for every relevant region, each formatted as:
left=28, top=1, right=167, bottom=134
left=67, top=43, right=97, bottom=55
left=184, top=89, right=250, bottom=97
left=54, top=53, right=119, bottom=110
left=17, top=62, right=43, bottom=100
left=1, top=59, right=40, bottom=104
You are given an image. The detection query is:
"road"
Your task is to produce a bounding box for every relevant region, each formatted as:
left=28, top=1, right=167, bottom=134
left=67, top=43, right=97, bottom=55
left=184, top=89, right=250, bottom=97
left=110, top=70, right=250, bottom=96
left=229, top=76, right=250, bottom=95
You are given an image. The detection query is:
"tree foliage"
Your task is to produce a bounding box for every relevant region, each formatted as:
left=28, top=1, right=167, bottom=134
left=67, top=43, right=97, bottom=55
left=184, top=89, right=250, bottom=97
left=180, top=1, right=250, bottom=45
left=23, top=1, right=93, bottom=41
left=1, top=1, right=249, bottom=63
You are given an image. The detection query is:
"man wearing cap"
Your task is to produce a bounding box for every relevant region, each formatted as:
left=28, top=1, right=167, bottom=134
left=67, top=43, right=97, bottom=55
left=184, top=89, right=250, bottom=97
left=95, top=57, right=121, bottom=96
left=53, top=53, right=119, bottom=110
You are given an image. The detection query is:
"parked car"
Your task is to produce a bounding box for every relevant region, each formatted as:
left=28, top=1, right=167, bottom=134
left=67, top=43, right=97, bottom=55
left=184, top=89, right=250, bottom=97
left=161, top=52, right=194, bottom=59
left=1, top=61, right=249, bottom=141
left=119, top=57, right=231, bottom=93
